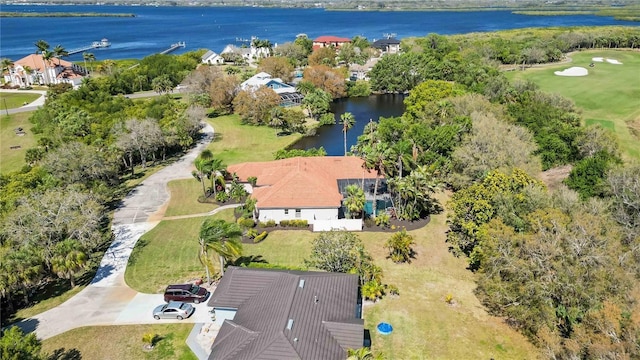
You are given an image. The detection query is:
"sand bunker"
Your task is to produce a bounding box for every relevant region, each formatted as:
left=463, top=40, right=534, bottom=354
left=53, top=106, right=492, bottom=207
left=591, top=57, right=623, bottom=65
left=555, top=67, right=588, bottom=77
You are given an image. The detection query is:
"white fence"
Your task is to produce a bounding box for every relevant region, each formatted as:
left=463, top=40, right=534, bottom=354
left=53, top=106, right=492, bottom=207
left=312, top=219, right=363, bottom=232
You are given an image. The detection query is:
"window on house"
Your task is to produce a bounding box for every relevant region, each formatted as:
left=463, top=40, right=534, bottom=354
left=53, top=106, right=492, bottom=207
left=284, top=209, right=289, bottom=215
left=295, top=209, right=301, bottom=218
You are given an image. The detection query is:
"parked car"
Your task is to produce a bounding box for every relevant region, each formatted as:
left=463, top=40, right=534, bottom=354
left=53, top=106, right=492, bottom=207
left=152, top=301, right=194, bottom=320
left=163, top=284, right=209, bottom=303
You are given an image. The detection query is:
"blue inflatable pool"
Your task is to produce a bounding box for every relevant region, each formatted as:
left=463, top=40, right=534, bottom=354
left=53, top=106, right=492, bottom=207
left=377, top=322, right=393, bottom=335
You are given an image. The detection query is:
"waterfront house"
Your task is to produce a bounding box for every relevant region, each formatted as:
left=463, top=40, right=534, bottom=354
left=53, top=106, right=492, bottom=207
left=207, top=266, right=364, bottom=360
left=4, top=54, right=86, bottom=88
left=201, top=50, right=224, bottom=65
left=349, top=58, right=379, bottom=81
left=228, top=156, right=386, bottom=231
left=240, top=72, right=303, bottom=107
left=312, top=36, right=352, bottom=51
left=372, top=37, right=401, bottom=54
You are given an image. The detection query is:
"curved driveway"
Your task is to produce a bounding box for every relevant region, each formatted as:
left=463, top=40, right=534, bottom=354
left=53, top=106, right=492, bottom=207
left=14, top=123, right=229, bottom=340
left=0, top=89, right=47, bottom=114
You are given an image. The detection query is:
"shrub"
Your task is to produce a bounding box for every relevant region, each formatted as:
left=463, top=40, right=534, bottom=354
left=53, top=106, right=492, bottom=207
left=280, top=219, right=290, bottom=227
left=247, top=176, right=258, bottom=187
left=375, top=213, right=390, bottom=228
left=258, top=219, right=276, bottom=228
left=253, top=231, right=268, bottom=243
left=237, top=217, right=255, bottom=229
left=142, top=333, right=159, bottom=349
left=246, top=228, right=258, bottom=239
left=362, top=280, right=385, bottom=302
left=386, top=284, right=400, bottom=296
left=318, top=112, right=336, bottom=126
left=445, top=294, right=454, bottom=304
left=364, top=217, right=376, bottom=228
left=215, top=191, right=229, bottom=203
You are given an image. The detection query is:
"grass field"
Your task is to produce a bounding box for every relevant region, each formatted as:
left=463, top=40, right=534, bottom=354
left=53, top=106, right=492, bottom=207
left=506, top=49, right=640, bottom=161
left=163, top=179, right=219, bottom=217
left=124, top=209, right=235, bottom=294
left=0, top=92, right=40, bottom=109
left=0, top=111, right=38, bottom=173
left=206, top=114, right=303, bottom=165
left=41, top=324, right=197, bottom=360
left=128, top=193, right=538, bottom=359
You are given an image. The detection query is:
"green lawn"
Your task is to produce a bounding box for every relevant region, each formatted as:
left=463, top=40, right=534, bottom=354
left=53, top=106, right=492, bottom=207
left=163, top=179, right=219, bottom=217
left=0, top=111, right=38, bottom=174
left=506, top=49, right=640, bottom=161
left=243, top=194, right=538, bottom=359
left=41, top=324, right=196, bottom=360
left=129, top=191, right=538, bottom=358
left=0, top=92, right=40, bottom=109
left=124, top=209, right=235, bottom=294
left=206, top=114, right=303, bottom=165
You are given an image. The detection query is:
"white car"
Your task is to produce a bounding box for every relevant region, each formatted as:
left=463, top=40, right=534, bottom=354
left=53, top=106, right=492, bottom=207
left=152, top=301, right=194, bottom=320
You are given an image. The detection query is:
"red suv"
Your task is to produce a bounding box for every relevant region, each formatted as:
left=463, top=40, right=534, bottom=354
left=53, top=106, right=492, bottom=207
left=163, top=284, right=209, bottom=303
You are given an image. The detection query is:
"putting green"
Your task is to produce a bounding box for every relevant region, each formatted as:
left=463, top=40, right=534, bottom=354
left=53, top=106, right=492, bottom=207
left=507, top=49, right=640, bottom=161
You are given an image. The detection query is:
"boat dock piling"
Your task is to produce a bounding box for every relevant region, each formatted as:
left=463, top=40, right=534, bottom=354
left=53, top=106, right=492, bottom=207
left=160, top=41, right=186, bottom=54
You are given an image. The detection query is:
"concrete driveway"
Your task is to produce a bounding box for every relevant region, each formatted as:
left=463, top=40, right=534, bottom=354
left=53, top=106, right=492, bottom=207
left=13, top=123, right=219, bottom=340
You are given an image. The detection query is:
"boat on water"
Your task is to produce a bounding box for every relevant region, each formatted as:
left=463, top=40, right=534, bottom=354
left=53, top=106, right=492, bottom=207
left=91, top=38, right=111, bottom=48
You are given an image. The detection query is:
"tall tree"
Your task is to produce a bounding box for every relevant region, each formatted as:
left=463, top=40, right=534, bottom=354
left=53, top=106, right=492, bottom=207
left=340, top=112, right=356, bottom=156
left=82, top=52, right=95, bottom=75
left=198, top=219, right=242, bottom=281
left=41, top=50, right=54, bottom=85
left=193, top=149, right=214, bottom=198
left=0, top=326, right=43, bottom=360
left=343, top=184, right=365, bottom=219
left=52, top=44, right=68, bottom=66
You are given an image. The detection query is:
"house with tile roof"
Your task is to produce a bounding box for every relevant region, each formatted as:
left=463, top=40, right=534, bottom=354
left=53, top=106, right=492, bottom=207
left=207, top=266, right=364, bottom=360
left=202, top=50, right=225, bottom=65
left=312, top=36, right=352, bottom=51
left=228, top=156, right=384, bottom=230
left=3, top=54, right=87, bottom=88
left=240, top=72, right=303, bottom=107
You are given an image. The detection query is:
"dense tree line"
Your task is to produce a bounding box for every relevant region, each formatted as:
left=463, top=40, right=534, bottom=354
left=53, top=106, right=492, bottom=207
left=0, top=54, right=205, bottom=319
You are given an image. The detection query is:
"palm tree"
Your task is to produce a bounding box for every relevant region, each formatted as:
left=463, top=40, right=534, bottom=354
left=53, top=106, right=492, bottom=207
left=208, top=158, right=227, bottom=197
left=343, top=184, right=366, bottom=219
left=135, top=74, right=147, bottom=92
left=22, top=66, right=33, bottom=86
left=362, top=141, right=391, bottom=218
left=53, top=44, right=68, bottom=67
left=41, top=49, right=54, bottom=85
left=82, top=52, right=95, bottom=75
left=1, top=58, right=13, bottom=74
left=34, top=39, right=49, bottom=54
left=340, top=112, right=356, bottom=156
left=51, top=239, right=88, bottom=288
left=198, top=219, right=243, bottom=283
left=192, top=149, right=214, bottom=198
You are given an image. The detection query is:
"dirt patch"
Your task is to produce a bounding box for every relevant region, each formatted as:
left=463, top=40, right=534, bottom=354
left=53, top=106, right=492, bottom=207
left=539, top=165, right=572, bottom=191
left=627, top=117, right=640, bottom=139
left=363, top=216, right=431, bottom=232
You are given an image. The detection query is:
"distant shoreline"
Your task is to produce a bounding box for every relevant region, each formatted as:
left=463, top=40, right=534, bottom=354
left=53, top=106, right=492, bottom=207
left=0, top=12, right=135, bottom=17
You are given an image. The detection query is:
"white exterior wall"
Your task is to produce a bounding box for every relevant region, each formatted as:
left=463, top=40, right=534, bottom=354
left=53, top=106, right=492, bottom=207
left=212, top=308, right=237, bottom=326
left=313, top=219, right=363, bottom=232
left=258, top=207, right=338, bottom=225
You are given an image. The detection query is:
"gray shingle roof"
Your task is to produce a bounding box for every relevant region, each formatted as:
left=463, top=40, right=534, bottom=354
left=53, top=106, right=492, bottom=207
left=208, top=267, right=363, bottom=360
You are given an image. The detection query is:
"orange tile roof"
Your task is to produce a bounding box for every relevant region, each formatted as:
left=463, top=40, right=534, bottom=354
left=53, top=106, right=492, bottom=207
left=228, top=156, right=379, bottom=209
left=14, top=54, right=73, bottom=72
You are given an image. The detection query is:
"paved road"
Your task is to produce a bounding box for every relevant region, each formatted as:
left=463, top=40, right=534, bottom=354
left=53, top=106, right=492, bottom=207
left=13, top=123, right=224, bottom=340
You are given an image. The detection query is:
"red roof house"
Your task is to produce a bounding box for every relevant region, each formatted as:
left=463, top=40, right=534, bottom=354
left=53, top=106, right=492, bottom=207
left=312, top=36, right=352, bottom=51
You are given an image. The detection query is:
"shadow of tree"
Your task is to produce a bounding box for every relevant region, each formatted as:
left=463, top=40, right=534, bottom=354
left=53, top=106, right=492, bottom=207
left=46, top=348, right=82, bottom=360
